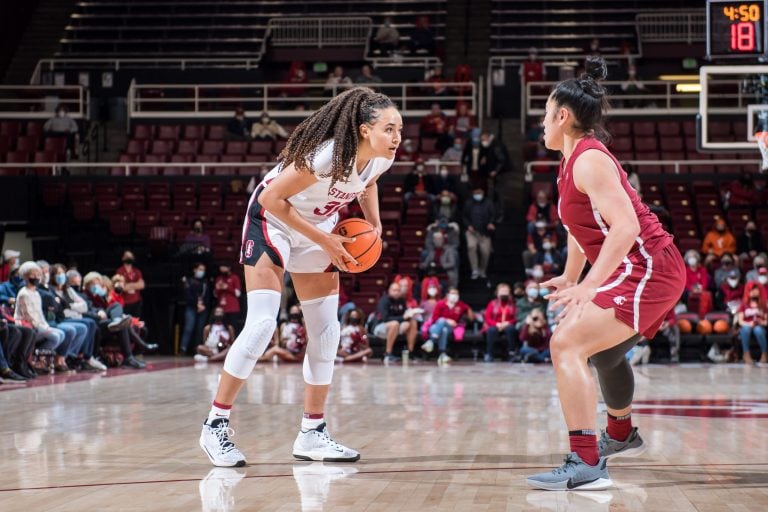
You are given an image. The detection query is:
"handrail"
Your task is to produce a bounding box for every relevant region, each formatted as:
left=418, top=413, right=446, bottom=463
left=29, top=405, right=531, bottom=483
left=0, top=86, right=89, bottom=119
left=126, top=81, right=477, bottom=121
left=636, top=11, right=706, bottom=44
left=267, top=17, right=372, bottom=48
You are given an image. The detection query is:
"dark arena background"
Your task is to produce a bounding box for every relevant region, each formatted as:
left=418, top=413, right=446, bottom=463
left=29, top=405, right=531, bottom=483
left=0, top=1, right=767, bottom=510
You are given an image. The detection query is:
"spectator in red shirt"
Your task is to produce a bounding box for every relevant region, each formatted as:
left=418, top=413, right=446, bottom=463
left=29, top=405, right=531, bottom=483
left=526, top=190, right=558, bottom=232
left=0, top=249, right=20, bottom=283
left=482, top=283, right=517, bottom=362
left=684, top=250, right=714, bottom=316
left=737, top=286, right=767, bottom=363
left=518, top=309, right=551, bottom=363
left=214, top=263, right=242, bottom=327
left=115, top=250, right=145, bottom=318
left=520, top=47, right=544, bottom=84
left=718, top=269, right=745, bottom=314
left=426, top=287, right=474, bottom=364
left=420, top=103, right=449, bottom=139
left=448, top=102, right=477, bottom=139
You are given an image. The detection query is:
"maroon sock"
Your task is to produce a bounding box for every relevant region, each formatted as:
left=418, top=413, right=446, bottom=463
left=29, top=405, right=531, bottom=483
left=606, top=413, right=632, bottom=442
left=568, top=430, right=599, bottom=466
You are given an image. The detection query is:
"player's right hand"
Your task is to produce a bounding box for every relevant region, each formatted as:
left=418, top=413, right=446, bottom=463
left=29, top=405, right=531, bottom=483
left=321, top=233, right=359, bottom=272
left=540, top=274, right=575, bottom=293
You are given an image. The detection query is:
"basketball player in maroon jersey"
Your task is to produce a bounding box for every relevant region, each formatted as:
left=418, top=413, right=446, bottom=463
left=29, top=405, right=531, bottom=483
left=526, top=56, right=686, bottom=490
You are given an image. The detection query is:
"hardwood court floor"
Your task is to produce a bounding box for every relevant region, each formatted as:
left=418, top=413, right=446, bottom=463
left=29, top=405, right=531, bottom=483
left=1, top=358, right=767, bottom=511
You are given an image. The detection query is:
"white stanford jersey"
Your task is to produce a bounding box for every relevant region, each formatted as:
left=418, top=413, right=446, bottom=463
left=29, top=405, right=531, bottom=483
left=257, top=140, right=394, bottom=224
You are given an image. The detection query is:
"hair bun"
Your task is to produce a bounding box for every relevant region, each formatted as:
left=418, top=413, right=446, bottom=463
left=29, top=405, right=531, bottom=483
left=584, top=55, right=608, bottom=81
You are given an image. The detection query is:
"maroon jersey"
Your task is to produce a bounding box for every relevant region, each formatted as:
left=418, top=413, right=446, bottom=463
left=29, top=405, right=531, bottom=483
left=557, top=136, right=673, bottom=265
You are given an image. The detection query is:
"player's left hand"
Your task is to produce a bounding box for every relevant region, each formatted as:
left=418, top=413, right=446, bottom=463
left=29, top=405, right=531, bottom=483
left=548, top=283, right=597, bottom=321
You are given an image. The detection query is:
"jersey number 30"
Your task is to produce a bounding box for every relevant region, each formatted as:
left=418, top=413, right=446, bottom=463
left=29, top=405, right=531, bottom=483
left=314, top=201, right=346, bottom=217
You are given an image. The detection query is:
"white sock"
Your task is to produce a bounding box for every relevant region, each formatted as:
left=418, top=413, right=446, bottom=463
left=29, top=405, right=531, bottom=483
left=207, top=401, right=232, bottom=424
left=301, top=413, right=324, bottom=432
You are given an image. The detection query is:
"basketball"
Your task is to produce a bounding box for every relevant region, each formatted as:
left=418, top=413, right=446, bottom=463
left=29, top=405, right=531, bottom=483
left=713, top=319, right=730, bottom=334
left=697, top=319, right=713, bottom=335
left=332, top=218, right=382, bottom=273
left=678, top=319, right=693, bottom=334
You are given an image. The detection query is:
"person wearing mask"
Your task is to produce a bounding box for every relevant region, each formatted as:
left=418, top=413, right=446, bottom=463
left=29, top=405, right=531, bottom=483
left=250, top=112, right=289, bottom=140
left=183, top=218, right=212, bottom=254
left=419, top=231, right=458, bottom=288
left=374, top=282, right=419, bottom=363
left=194, top=307, right=236, bottom=363
left=259, top=305, right=307, bottom=363
left=214, top=264, right=242, bottom=329
left=354, top=64, right=383, bottom=85
left=324, top=66, right=353, bottom=94
left=476, top=132, right=509, bottom=189
left=516, top=282, right=543, bottom=331
left=745, top=253, right=767, bottom=284
left=0, top=249, right=20, bottom=283
left=533, top=237, right=564, bottom=276
left=520, top=47, right=544, bottom=84
left=43, top=104, right=80, bottom=158
left=116, top=250, right=145, bottom=318
left=418, top=277, right=441, bottom=326
left=463, top=187, right=496, bottom=280
left=403, top=161, right=435, bottom=202
left=743, top=267, right=768, bottom=304
left=0, top=267, right=24, bottom=306
left=526, top=190, right=558, bottom=233
left=736, top=286, right=767, bottom=364
left=719, top=269, right=745, bottom=314
left=482, top=283, right=517, bottom=362
left=441, top=137, right=464, bottom=162
left=419, top=103, right=448, bottom=140
left=701, top=220, right=737, bottom=258
left=181, top=263, right=211, bottom=355
left=396, top=138, right=420, bottom=162
left=713, top=254, right=739, bottom=289
left=737, top=220, right=765, bottom=259
left=518, top=309, right=551, bottom=363
left=14, top=261, right=72, bottom=372
left=227, top=107, right=251, bottom=140
left=448, top=102, right=477, bottom=139
left=619, top=65, right=647, bottom=108
left=684, top=250, right=713, bottom=317
left=0, top=300, right=36, bottom=378
left=337, top=309, right=372, bottom=362
left=426, top=287, right=474, bottom=365
left=373, top=16, right=400, bottom=55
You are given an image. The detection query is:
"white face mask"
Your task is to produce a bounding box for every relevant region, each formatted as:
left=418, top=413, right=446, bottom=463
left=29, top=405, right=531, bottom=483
left=440, top=170, right=449, bottom=178
left=447, top=293, right=459, bottom=304
left=542, top=242, right=552, bottom=251
left=687, top=257, right=698, bottom=267
left=532, top=268, right=544, bottom=279
left=472, top=194, right=484, bottom=201
left=526, top=288, right=539, bottom=299
left=427, top=287, right=438, bottom=297
left=759, top=275, right=768, bottom=285
left=727, top=278, right=739, bottom=288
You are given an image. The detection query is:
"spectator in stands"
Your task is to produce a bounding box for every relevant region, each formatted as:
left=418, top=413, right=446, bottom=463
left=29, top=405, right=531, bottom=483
left=0, top=337, right=26, bottom=381
left=419, top=275, right=441, bottom=321
left=465, top=132, right=509, bottom=190
left=482, top=283, right=517, bottom=362
left=726, top=170, right=759, bottom=208
left=619, top=65, right=647, bottom=108
left=0, top=267, right=23, bottom=306
left=448, top=102, right=477, bottom=139
left=355, top=64, right=382, bottom=85
left=515, top=282, right=543, bottom=331
left=403, top=161, right=434, bottom=202
left=426, top=287, right=474, bottom=364
left=684, top=250, right=714, bottom=316
left=410, top=15, right=436, bottom=55
left=374, top=282, right=419, bottom=363
left=653, top=309, right=680, bottom=363
left=464, top=187, right=496, bottom=280
left=373, top=16, right=400, bottom=56
left=702, top=220, right=737, bottom=258
left=526, top=190, right=558, bottom=233
left=432, top=165, right=459, bottom=197
left=737, top=220, right=765, bottom=259
left=337, top=308, right=372, bottom=362
left=44, top=104, right=79, bottom=158
left=36, top=260, right=51, bottom=291
left=519, top=309, right=551, bottom=363
left=250, top=112, right=289, bottom=140
left=745, top=253, right=767, bottom=284
left=214, top=263, right=242, bottom=328
left=14, top=261, right=71, bottom=372
left=325, top=66, right=353, bottom=94
left=737, top=285, right=767, bottom=363
left=193, top=306, right=235, bottom=364
left=0, top=302, right=36, bottom=378
left=279, top=62, right=308, bottom=107
left=714, top=253, right=739, bottom=288
left=426, top=216, right=460, bottom=248
left=419, top=231, right=458, bottom=288
left=433, top=188, right=458, bottom=222
left=533, top=236, right=564, bottom=276
left=718, top=269, right=744, bottom=314
left=426, top=65, right=448, bottom=99
left=116, top=250, right=145, bottom=318
left=586, top=37, right=601, bottom=55
left=520, top=47, right=544, bottom=84
left=0, top=249, right=19, bottom=283
left=522, top=220, right=556, bottom=269
left=278, top=304, right=308, bottom=361
left=396, top=138, right=420, bottom=162
left=180, top=262, right=210, bottom=355
left=226, top=107, right=251, bottom=140
left=182, top=218, right=212, bottom=254
left=442, top=137, right=464, bottom=162
left=420, top=103, right=449, bottom=144
left=623, top=162, right=641, bottom=194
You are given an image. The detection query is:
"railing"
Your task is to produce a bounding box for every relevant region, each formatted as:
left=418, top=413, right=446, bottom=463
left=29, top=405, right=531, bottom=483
left=0, top=86, right=89, bottom=119
left=126, top=81, right=478, bottom=121
left=268, top=17, right=372, bottom=48
left=524, top=159, right=760, bottom=182
left=636, top=11, right=706, bottom=44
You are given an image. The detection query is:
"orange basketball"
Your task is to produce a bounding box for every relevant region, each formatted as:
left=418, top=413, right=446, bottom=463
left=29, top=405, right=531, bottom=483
left=677, top=319, right=692, bottom=334
left=332, top=218, right=382, bottom=273
left=713, top=319, right=730, bottom=334
left=697, top=319, right=713, bottom=335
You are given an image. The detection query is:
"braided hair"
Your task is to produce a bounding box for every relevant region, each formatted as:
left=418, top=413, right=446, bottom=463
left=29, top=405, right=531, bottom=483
left=550, top=55, right=611, bottom=142
left=279, top=87, right=396, bottom=189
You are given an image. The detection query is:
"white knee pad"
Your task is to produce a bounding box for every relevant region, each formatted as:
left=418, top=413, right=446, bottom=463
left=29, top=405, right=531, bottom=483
left=301, top=294, right=340, bottom=385
left=223, top=290, right=281, bottom=379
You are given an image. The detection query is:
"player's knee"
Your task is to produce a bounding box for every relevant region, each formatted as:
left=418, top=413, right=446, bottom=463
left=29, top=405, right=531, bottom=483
left=241, top=317, right=277, bottom=358
left=303, top=321, right=341, bottom=385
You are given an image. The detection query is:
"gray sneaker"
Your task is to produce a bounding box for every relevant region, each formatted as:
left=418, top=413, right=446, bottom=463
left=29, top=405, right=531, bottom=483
left=527, top=452, right=612, bottom=491
left=598, top=427, right=646, bottom=460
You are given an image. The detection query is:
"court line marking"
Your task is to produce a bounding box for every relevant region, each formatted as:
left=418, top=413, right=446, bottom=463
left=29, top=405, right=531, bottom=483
left=2, top=462, right=767, bottom=493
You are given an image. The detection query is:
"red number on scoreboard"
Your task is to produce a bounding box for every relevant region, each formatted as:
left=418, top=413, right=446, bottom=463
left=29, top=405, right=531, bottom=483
left=731, top=22, right=756, bottom=51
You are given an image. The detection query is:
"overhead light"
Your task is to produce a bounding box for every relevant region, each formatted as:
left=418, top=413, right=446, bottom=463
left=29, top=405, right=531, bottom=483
left=676, top=83, right=701, bottom=93
left=659, top=74, right=699, bottom=81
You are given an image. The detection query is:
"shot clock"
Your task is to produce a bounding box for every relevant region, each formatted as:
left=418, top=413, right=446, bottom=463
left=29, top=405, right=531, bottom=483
left=707, top=0, right=767, bottom=58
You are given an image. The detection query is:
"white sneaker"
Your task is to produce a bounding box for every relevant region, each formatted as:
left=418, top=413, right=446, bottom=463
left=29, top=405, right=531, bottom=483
left=194, top=354, right=209, bottom=363
left=292, top=462, right=358, bottom=510
left=437, top=353, right=452, bottom=365
left=200, top=418, right=247, bottom=467
left=292, top=423, right=360, bottom=462
left=421, top=340, right=434, bottom=353
left=198, top=467, right=246, bottom=512
left=88, top=356, right=107, bottom=371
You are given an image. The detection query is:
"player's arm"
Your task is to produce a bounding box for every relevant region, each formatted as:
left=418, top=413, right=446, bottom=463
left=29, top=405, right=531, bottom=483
left=573, top=149, right=640, bottom=290
left=358, top=175, right=382, bottom=235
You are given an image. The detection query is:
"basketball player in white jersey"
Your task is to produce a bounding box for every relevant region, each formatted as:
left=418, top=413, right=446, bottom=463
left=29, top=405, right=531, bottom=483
left=200, top=87, right=402, bottom=466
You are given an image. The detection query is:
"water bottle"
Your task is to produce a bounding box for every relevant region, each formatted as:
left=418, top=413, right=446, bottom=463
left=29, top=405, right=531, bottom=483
left=401, top=349, right=409, bottom=366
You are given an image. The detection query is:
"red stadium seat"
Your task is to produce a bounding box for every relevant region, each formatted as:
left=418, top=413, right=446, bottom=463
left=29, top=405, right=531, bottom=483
left=633, top=136, right=658, bottom=152
left=633, top=122, right=656, bottom=136
left=72, top=199, right=95, bottom=221
left=657, top=121, right=680, bottom=136
left=201, top=140, right=224, bottom=155
left=610, top=121, right=631, bottom=136
left=225, top=141, right=248, bottom=155
left=659, top=138, right=684, bottom=151
left=42, top=182, right=67, bottom=207
left=157, top=125, right=180, bottom=140
left=249, top=140, right=273, bottom=155
left=199, top=182, right=222, bottom=196
left=160, top=211, right=187, bottom=231
left=207, top=125, right=226, bottom=140
left=109, top=211, right=134, bottom=236
left=150, top=140, right=174, bottom=155
left=183, top=125, right=205, bottom=140
left=611, top=137, right=632, bottom=152
left=15, top=135, right=38, bottom=153
left=135, top=211, right=160, bottom=237
left=43, top=137, right=67, bottom=159
left=176, top=139, right=199, bottom=155
left=0, top=121, right=20, bottom=139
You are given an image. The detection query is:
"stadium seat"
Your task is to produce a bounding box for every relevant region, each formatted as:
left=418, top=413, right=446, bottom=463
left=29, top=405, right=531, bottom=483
left=183, top=125, right=205, bottom=140
left=157, top=125, right=180, bottom=140
left=135, top=211, right=161, bottom=237
left=225, top=141, right=247, bottom=155
left=249, top=140, right=273, bottom=155
left=132, top=124, right=154, bottom=140
left=15, top=135, right=39, bottom=153
left=201, top=140, right=224, bottom=155
left=109, top=211, right=134, bottom=237
left=633, top=122, right=656, bottom=136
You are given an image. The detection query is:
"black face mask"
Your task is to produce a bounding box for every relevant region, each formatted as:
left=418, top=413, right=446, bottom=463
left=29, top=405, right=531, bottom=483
left=213, top=315, right=224, bottom=323
left=499, top=295, right=510, bottom=302
left=221, top=270, right=230, bottom=276
left=348, top=317, right=361, bottom=325
left=194, top=227, right=203, bottom=234
left=28, top=278, right=40, bottom=286
left=123, top=258, right=134, bottom=265
left=513, top=291, right=524, bottom=299
left=289, top=314, right=301, bottom=322
left=114, top=286, right=124, bottom=294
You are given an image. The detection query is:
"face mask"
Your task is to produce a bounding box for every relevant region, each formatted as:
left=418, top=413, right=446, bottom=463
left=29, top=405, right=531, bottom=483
left=542, top=242, right=552, bottom=251
left=348, top=316, right=360, bottom=325
left=194, top=270, right=205, bottom=279
left=532, top=268, right=544, bottom=279
left=759, top=276, right=768, bottom=285
left=481, top=140, right=490, bottom=148
left=55, top=274, right=66, bottom=286
left=57, top=110, right=65, bottom=117
left=213, top=315, right=224, bottom=323
left=721, top=260, right=732, bottom=267
left=89, top=285, right=100, bottom=296
left=537, top=201, right=547, bottom=208
left=539, top=288, right=549, bottom=298
left=289, top=314, right=301, bottom=322
left=447, top=293, right=459, bottom=304
left=194, top=227, right=202, bottom=234
left=433, top=238, right=444, bottom=248
left=747, top=226, right=756, bottom=233
left=526, top=288, right=539, bottom=299
left=440, top=196, right=451, bottom=205
left=114, top=285, right=124, bottom=294
left=123, top=258, right=134, bottom=265
left=499, top=294, right=510, bottom=302
left=453, top=143, right=461, bottom=150
left=440, top=170, right=449, bottom=178
left=473, top=194, right=484, bottom=201
left=727, top=278, right=739, bottom=288
left=261, top=117, right=269, bottom=124
left=514, top=290, right=524, bottom=299
left=220, top=269, right=230, bottom=275
left=716, top=226, right=725, bottom=233
left=28, top=277, right=40, bottom=286
left=427, top=287, right=438, bottom=297
left=687, top=257, right=698, bottom=267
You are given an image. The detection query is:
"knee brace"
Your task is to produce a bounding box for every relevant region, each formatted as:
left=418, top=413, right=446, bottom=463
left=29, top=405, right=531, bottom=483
left=301, top=294, right=340, bottom=385
left=223, top=290, right=281, bottom=379
left=589, top=334, right=642, bottom=410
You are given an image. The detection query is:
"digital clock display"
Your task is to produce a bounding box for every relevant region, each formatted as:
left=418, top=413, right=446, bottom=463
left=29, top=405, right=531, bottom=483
left=707, top=0, right=766, bottom=57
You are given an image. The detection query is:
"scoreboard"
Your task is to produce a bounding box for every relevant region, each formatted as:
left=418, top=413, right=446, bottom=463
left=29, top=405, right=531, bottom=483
left=707, top=0, right=767, bottom=58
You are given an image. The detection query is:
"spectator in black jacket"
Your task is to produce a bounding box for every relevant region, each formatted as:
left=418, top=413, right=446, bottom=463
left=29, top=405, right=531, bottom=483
left=737, top=220, right=766, bottom=259
left=463, top=187, right=496, bottom=280
left=226, top=107, right=251, bottom=140
left=463, top=132, right=509, bottom=190
left=373, top=282, right=419, bottom=363
left=180, top=262, right=211, bottom=355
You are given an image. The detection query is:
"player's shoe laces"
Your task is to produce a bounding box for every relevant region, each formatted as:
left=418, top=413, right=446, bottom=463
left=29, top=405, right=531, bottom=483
left=598, top=427, right=646, bottom=459
left=198, top=467, right=246, bottom=512
left=292, top=423, right=360, bottom=462
left=199, top=418, right=247, bottom=467
left=526, top=452, right=612, bottom=491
